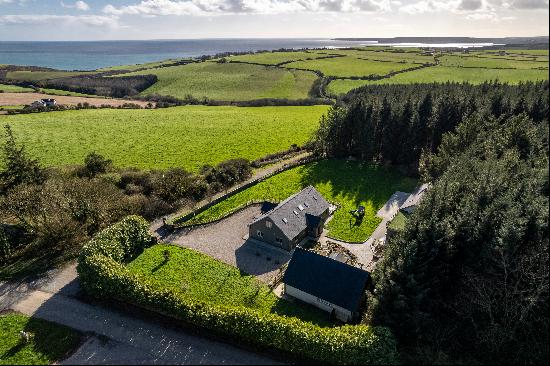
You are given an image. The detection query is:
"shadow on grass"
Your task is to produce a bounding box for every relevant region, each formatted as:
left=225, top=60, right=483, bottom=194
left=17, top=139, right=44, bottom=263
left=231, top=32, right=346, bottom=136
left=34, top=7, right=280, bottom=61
left=0, top=249, right=73, bottom=282
left=298, top=159, right=418, bottom=209
left=271, top=298, right=335, bottom=328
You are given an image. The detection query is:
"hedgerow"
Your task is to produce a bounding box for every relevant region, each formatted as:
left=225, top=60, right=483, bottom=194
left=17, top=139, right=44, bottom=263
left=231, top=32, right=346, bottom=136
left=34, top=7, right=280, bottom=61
left=77, top=215, right=399, bottom=365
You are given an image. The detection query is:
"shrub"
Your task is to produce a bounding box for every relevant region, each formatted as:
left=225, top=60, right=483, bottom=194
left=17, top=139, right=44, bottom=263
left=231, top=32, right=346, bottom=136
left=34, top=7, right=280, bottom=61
left=77, top=216, right=399, bottom=365
left=83, top=152, right=112, bottom=178
left=0, top=226, right=10, bottom=263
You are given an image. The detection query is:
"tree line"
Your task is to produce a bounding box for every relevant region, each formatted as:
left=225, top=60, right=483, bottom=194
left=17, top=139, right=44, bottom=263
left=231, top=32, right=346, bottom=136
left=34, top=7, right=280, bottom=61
left=313, top=81, right=548, bottom=175
left=313, top=81, right=549, bottom=364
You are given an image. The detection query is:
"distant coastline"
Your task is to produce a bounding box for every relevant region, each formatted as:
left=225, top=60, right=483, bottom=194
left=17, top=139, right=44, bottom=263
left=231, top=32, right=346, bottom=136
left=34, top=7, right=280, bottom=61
left=1, top=37, right=548, bottom=71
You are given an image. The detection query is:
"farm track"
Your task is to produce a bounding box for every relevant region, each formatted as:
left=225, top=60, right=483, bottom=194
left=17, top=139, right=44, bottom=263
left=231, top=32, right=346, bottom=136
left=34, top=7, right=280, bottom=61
left=0, top=92, right=152, bottom=107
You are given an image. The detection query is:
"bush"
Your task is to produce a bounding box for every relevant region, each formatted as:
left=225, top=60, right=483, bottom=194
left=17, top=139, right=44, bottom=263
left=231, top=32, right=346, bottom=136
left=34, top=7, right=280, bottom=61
left=0, top=226, right=10, bottom=263
left=82, top=152, right=112, bottom=178
left=78, top=216, right=399, bottom=365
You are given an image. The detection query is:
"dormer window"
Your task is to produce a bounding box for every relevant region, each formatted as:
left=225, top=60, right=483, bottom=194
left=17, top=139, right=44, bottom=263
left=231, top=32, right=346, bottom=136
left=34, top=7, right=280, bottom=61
left=282, top=218, right=288, bottom=223
left=293, top=210, right=299, bottom=216
left=298, top=205, right=304, bottom=211
left=266, top=221, right=272, bottom=229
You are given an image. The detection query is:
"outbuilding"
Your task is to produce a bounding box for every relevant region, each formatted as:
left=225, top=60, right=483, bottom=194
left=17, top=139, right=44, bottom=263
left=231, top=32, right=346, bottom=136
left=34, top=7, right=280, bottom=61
left=283, top=248, right=371, bottom=322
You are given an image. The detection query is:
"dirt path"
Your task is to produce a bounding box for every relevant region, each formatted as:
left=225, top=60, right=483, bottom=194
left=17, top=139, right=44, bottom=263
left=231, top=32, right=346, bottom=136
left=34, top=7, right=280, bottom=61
left=0, top=264, right=280, bottom=365
left=0, top=92, right=151, bottom=107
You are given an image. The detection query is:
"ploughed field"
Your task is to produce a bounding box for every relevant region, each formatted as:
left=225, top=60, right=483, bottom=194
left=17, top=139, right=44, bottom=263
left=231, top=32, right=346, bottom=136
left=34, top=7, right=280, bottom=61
left=4, top=105, right=328, bottom=171
left=127, top=244, right=332, bottom=326
left=179, top=160, right=417, bottom=242
left=119, top=61, right=318, bottom=101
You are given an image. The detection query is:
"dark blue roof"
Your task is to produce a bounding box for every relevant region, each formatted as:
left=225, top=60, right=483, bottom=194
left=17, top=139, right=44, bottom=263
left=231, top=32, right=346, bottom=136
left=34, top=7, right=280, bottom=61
left=283, top=248, right=371, bottom=312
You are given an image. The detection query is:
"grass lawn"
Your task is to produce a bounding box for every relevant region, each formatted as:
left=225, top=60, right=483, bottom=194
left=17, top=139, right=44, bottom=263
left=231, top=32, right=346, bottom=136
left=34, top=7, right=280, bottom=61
left=127, top=244, right=333, bottom=326
left=0, top=84, right=34, bottom=93
left=5, top=105, right=328, bottom=171
left=387, top=211, right=407, bottom=232
left=181, top=160, right=417, bottom=242
left=326, top=66, right=549, bottom=95
left=0, top=313, right=81, bottom=365
left=227, top=51, right=328, bottom=65
left=121, top=61, right=318, bottom=101
left=284, top=56, right=414, bottom=77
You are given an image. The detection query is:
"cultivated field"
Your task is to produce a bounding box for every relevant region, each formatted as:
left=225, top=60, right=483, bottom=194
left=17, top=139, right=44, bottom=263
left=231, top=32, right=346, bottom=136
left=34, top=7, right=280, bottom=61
left=181, top=159, right=417, bottom=242
left=128, top=244, right=331, bottom=326
left=4, top=105, right=328, bottom=170
left=313, top=48, right=435, bottom=64
left=327, top=66, right=549, bottom=95
left=438, top=54, right=548, bottom=69
left=227, top=51, right=330, bottom=65
left=4, top=70, right=94, bottom=81
left=120, top=61, right=317, bottom=101
left=0, top=92, right=149, bottom=107
left=283, top=56, right=415, bottom=77
left=96, top=59, right=190, bottom=72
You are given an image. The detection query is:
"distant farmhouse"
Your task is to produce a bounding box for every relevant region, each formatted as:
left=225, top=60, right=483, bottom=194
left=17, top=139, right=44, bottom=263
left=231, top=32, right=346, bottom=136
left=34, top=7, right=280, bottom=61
left=399, top=183, right=430, bottom=214
left=249, top=186, right=330, bottom=251
left=30, top=98, right=57, bottom=108
left=283, top=248, right=371, bottom=322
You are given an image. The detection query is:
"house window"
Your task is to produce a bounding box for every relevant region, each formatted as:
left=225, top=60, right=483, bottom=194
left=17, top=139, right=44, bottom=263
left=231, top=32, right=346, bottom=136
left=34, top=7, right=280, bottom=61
left=257, top=230, right=264, bottom=238
left=276, top=237, right=283, bottom=244
left=266, top=221, right=272, bottom=229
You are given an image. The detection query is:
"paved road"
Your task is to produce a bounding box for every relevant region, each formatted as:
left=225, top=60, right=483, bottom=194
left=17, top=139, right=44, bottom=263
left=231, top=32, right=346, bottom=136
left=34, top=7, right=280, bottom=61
left=1, top=264, right=280, bottom=365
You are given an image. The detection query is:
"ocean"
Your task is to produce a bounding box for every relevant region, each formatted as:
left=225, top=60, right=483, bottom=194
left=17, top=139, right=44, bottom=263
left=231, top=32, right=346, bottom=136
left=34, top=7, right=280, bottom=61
left=0, top=38, right=503, bottom=71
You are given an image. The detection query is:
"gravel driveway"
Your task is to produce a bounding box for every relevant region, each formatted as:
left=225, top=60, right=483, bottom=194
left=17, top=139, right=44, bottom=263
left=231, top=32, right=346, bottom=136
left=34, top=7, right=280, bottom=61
left=161, top=205, right=290, bottom=283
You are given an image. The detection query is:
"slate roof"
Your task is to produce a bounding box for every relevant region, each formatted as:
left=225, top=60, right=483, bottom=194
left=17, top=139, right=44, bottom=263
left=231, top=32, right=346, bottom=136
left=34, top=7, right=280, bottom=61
left=283, top=248, right=370, bottom=312
left=252, top=186, right=330, bottom=241
left=400, top=183, right=430, bottom=214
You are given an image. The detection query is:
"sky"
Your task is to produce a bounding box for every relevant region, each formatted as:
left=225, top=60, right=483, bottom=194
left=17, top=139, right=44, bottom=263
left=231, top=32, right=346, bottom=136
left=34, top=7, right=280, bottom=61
left=0, top=0, right=548, bottom=41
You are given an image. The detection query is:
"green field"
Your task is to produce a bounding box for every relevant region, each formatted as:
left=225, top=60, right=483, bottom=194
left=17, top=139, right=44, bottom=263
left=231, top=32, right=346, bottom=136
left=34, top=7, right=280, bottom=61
left=227, top=51, right=329, bottom=65
left=327, top=66, right=549, bottom=95
left=313, top=49, right=435, bottom=64
left=128, top=244, right=331, bottom=326
left=121, top=61, right=317, bottom=101
left=37, top=88, right=101, bottom=97
left=97, top=59, right=189, bottom=72
left=181, top=160, right=417, bottom=242
left=5, top=105, right=328, bottom=171
left=0, top=84, right=33, bottom=92
left=439, top=55, right=548, bottom=69
left=284, top=56, right=414, bottom=77
left=0, top=313, right=80, bottom=365
left=5, top=70, right=93, bottom=82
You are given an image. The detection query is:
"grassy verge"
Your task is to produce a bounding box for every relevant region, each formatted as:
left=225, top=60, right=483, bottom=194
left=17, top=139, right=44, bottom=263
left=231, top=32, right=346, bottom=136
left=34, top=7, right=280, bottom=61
left=5, top=105, right=328, bottom=171
left=127, top=244, right=333, bottom=327
left=181, top=159, right=417, bottom=242
left=0, top=313, right=81, bottom=365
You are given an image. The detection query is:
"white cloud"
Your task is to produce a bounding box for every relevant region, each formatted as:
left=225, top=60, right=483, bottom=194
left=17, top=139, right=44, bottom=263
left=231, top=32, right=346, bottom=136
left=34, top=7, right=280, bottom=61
left=0, top=14, right=118, bottom=27
left=61, top=1, right=91, bottom=11
left=506, top=0, right=549, bottom=9
left=103, top=0, right=391, bottom=16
